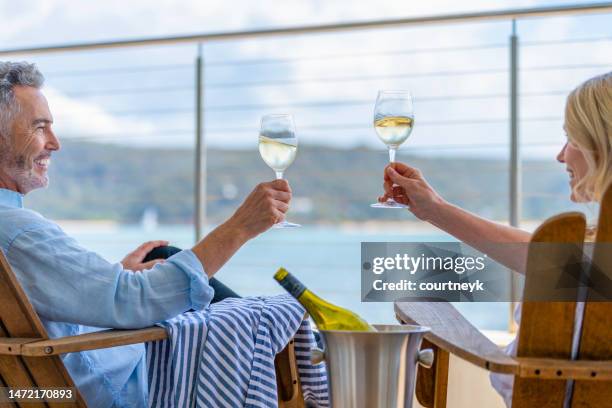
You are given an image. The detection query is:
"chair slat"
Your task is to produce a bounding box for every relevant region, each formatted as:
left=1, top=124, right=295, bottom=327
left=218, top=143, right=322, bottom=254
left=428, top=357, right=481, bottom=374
left=276, top=339, right=304, bottom=408
left=0, top=250, right=87, bottom=407
left=0, top=372, right=18, bottom=407
left=512, top=212, right=586, bottom=408
left=0, top=325, right=46, bottom=408
left=572, top=185, right=612, bottom=406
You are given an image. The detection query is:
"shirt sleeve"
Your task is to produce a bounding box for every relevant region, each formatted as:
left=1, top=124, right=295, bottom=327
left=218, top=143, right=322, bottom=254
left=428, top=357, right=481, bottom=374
left=6, top=223, right=214, bottom=329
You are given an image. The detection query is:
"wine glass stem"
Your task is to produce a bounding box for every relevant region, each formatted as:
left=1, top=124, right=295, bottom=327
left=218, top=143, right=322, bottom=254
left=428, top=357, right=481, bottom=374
left=388, top=147, right=397, bottom=164
left=275, top=171, right=284, bottom=180
left=388, top=147, right=399, bottom=202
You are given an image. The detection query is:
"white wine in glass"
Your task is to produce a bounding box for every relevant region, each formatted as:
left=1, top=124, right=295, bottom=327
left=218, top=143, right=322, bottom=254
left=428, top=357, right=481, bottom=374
left=259, top=114, right=301, bottom=228
left=371, top=90, right=414, bottom=209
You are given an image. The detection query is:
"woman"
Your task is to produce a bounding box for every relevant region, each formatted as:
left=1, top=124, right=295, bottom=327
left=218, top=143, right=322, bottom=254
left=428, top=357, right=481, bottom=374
left=378, top=71, right=611, bottom=406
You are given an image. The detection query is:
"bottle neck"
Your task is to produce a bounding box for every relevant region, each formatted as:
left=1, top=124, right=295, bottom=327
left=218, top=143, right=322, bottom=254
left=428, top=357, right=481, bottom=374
left=278, top=273, right=307, bottom=299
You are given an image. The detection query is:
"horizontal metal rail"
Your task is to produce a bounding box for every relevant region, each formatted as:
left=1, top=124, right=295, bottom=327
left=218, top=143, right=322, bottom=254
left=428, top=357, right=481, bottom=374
left=1, top=3, right=611, bottom=56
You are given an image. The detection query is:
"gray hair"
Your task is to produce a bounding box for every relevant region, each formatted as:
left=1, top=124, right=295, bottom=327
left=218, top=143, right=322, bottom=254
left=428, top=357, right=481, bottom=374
left=0, top=61, right=45, bottom=142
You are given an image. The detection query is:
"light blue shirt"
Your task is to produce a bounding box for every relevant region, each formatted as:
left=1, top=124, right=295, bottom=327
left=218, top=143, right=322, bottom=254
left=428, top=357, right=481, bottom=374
left=0, top=188, right=214, bottom=407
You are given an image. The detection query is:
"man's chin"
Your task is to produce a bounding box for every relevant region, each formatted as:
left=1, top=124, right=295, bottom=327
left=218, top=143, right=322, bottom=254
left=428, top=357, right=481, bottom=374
left=17, top=176, right=49, bottom=194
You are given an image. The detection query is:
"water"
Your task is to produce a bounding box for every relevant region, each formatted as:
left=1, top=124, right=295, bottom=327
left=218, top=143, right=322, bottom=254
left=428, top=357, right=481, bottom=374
left=68, top=224, right=510, bottom=330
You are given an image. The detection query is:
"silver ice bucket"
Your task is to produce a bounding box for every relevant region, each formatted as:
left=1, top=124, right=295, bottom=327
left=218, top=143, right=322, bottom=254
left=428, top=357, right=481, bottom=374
left=311, top=324, right=433, bottom=408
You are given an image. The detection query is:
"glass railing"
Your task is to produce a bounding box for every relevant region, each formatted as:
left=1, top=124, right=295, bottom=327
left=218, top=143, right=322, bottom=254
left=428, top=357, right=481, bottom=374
left=4, top=4, right=611, bottom=331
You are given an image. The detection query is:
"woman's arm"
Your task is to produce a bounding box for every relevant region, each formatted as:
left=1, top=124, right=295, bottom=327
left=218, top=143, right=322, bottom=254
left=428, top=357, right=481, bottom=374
left=382, top=164, right=532, bottom=273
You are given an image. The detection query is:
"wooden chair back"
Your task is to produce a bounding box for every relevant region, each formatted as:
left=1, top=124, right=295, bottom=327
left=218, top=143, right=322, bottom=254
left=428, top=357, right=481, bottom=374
left=572, top=186, right=612, bottom=406
left=512, top=212, right=585, bottom=407
left=513, top=184, right=612, bottom=407
left=0, top=249, right=87, bottom=407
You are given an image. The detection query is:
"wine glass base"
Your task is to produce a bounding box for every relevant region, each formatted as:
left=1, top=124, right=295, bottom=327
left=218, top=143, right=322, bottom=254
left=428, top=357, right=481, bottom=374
left=273, top=221, right=302, bottom=228
left=370, top=200, right=408, bottom=209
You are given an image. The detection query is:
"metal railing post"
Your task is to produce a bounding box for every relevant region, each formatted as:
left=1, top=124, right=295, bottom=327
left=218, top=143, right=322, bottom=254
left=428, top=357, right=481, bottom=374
left=509, top=20, right=521, bottom=229
left=509, top=20, right=521, bottom=332
left=194, top=43, right=206, bottom=241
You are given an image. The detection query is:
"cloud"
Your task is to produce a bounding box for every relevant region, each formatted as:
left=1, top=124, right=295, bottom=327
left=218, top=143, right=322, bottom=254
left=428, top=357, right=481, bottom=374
left=0, top=0, right=55, bottom=41
left=1, top=0, right=610, bottom=157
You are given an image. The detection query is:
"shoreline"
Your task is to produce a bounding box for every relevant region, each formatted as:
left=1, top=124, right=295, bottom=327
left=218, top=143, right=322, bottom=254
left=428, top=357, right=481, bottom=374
left=56, top=219, right=543, bottom=233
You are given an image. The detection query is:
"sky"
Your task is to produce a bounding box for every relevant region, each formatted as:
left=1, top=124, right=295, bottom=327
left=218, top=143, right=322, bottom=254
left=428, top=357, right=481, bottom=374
left=0, top=0, right=611, bottom=158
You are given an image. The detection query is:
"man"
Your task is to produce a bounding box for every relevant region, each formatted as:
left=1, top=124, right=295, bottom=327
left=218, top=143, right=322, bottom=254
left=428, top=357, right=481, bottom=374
left=0, top=61, right=292, bottom=407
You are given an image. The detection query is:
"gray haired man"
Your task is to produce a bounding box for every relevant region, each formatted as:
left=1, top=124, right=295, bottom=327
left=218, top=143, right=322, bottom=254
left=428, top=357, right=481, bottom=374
left=0, top=61, right=292, bottom=407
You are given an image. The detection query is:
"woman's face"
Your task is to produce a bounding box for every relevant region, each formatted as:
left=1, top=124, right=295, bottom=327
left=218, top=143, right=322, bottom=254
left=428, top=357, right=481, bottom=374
left=556, top=137, right=590, bottom=202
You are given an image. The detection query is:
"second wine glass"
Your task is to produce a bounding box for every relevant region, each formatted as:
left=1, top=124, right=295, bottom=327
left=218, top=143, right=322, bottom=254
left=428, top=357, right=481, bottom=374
left=371, top=90, right=415, bottom=209
left=259, top=114, right=301, bottom=228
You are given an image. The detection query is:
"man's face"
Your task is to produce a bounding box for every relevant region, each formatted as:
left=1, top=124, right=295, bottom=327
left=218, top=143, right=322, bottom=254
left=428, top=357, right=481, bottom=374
left=1, top=86, right=60, bottom=194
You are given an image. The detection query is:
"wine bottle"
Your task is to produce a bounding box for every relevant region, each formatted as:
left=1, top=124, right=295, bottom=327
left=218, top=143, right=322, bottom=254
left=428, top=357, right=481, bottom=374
left=274, top=268, right=375, bottom=331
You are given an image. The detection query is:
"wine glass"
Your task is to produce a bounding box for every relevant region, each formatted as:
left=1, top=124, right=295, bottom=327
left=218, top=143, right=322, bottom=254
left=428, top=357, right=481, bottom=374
left=259, top=114, right=301, bottom=228
left=371, top=90, right=415, bottom=208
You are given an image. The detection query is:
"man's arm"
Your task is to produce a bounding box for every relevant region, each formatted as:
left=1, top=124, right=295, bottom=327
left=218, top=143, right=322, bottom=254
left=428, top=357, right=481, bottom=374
left=6, top=180, right=291, bottom=329
left=192, top=179, right=291, bottom=277
left=7, top=224, right=212, bottom=329
left=123, top=178, right=291, bottom=276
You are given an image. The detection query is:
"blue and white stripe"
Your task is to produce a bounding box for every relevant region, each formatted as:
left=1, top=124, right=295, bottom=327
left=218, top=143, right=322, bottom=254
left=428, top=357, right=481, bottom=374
left=146, top=294, right=329, bottom=407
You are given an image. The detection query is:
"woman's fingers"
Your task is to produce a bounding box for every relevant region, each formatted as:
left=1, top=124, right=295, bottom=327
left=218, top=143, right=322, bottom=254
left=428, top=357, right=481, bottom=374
left=386, top=166, right=411, bottom=186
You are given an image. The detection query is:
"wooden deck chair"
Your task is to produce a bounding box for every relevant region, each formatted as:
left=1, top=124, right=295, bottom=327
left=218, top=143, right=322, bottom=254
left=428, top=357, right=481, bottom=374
left=0, top=250, right=304, bottom=408
left=395, top=184, right=612, bottom=408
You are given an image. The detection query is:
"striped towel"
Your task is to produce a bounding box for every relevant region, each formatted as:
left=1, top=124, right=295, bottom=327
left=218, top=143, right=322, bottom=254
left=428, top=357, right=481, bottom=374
left=146, top=294, right=329, bottom=407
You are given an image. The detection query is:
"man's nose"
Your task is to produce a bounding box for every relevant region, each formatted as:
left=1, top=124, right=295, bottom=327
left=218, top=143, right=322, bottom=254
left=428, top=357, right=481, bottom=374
left=46, top=129, right=61, bottom=151
left=556, top=142, right=567, bottom=163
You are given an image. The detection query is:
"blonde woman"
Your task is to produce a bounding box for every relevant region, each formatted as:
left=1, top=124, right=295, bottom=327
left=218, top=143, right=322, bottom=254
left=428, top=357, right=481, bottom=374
left=378, top=72, right=611, bottom=406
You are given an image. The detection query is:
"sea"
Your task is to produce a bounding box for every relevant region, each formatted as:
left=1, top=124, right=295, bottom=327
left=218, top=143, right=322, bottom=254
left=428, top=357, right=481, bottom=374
left=67, top=223, right=510, bottom=331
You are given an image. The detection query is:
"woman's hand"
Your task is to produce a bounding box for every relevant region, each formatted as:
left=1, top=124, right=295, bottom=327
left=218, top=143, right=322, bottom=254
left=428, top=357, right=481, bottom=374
left=379, top=162, right=446, bottom=222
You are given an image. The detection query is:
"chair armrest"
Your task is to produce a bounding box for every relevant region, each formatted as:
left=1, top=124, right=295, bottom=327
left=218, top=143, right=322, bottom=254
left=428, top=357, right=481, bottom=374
left=517, top=357, right=612, bottom=381
left=0, top=338, right=41, bottom=355
left=395, top=302, right=612, bottom=382
left=10, top=327, right=168, bottom=356
left=395, top=301, right=518, bottom=374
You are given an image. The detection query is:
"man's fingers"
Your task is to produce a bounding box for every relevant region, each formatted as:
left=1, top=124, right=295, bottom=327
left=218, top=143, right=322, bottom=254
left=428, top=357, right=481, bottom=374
left=273, top=209, right=286, bottom=223
left=269, top=178, right=291, bottom=192
left=137, top=240, right=168, bottom=250
left=273, top=199, right=290, bottom=214
left=133, top=240, right=169, bottom=258
left=268, top=189, right=291, bottom=203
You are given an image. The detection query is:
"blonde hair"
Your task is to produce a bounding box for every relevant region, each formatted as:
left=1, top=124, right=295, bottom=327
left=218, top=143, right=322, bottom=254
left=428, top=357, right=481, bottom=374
left=564, top=72, right=612, bottom=203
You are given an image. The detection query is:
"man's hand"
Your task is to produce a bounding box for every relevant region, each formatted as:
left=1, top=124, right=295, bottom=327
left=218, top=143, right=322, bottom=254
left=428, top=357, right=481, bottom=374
left=225, top=179, right=292, bottom=240
left=121, top=240, right=169, bottom=272
left=190, top=180, right=292, bottom=278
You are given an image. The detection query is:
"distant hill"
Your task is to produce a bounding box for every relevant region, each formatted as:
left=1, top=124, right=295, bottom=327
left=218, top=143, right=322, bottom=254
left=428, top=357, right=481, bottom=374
left=24, top=140, right=580, bottom=224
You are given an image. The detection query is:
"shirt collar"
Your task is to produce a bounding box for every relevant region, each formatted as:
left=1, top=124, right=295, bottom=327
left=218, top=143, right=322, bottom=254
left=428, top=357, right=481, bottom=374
left=0, top=188, right=24, bottom=209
